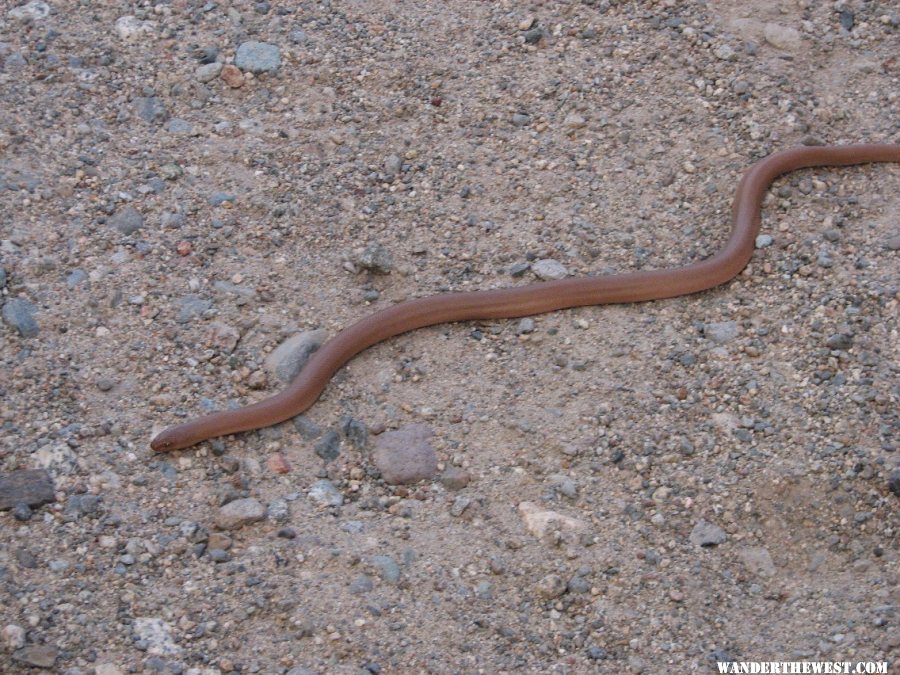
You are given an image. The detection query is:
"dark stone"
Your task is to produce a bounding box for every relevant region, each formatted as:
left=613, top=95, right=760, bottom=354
left=0, top=469, right=55, bottom=510
left=315, top=430, right=341, bottom=462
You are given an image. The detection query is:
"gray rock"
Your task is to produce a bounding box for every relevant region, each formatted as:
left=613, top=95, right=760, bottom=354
left=268, top=498, right=290, bottom=523
left=755, top=234, right=773, bottom=248
left=371, top=555, right=400, bottom=584
left=440, top=467, right=471, bottom=491
left=215, top=497, right=266, bottom=530
left=825, top=333, right=853, bottom=350
left=355, top=243, right=394, bottom=273
left=532, top=259, right=568, bottom=280
left=160, top=212, right=185, bottom=229
left=66, top=269, right=88, bottom=289
left=884, top=234, right=900, bottom=251
left=132, top=617, right=180, bottom=656
left=888, top=469, right=900, bottom=498
left=517, top=318, right=535, bottom=334
left=704, top=321, right=739, bottom=344
left=8, top=1, right=51, bottom=22
left=349, top=574, right=373, bottom=595
left=763, top=23, right=801, bottom=50
left=108, top=206, right=144, bottom=234
left=64, top=494, right=102, bottom=518
left=308, top=479, right=343, bottom=507
left=289, top=30, right=309, bottom=45
left=512, top=113, right=531, bottom=127
left=4, top=52, right=27, bottom=71
left=134, top=96, right=168, bottom=124
left=314, top=430, right=341, bottom=462
left=523, top=27, right=543, bottom=44
left=12, top=644, right=58, bottom=668
left=265, top=330, right=327, bottom=383
left=195, top=62, right=223, bottom=82
left=340, top=416, right=368, bottom=449
left=2, top=297, right=39, bottom=337
left=166, top=118, right=193, bottom=134
left=737, top=546, right=776, bottom=577
left=509, top=262, right=530, bottom=277
left=235, top=41, right=281, bottom=73
left=373, top=424, right=438, bottom=485
left=689, top=519, right=727, bottom=547
left=383, top=154, right=402, bottom=176
left=0, top=266, right=6, bottom=288
left=535, top=573, right=567, bottom=599
left=208, top=192, right=236, bottom=206
left=12, top=503, right=32, bottom=521
left=0, top=469, right=55, bottom=509
left=175, top=295, right=212, bottom=323
left=293, top=415, right=322, bottom=440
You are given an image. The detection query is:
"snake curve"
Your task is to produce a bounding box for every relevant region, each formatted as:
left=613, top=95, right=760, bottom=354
left=151, top=143, right=900, bottom=452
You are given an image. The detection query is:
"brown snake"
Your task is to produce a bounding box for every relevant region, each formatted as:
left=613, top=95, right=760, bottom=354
left=151, top=144, right=899, bottom=452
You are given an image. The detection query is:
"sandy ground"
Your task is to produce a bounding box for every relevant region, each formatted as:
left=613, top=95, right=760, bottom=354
left=0, top=0, right=898, bottom=673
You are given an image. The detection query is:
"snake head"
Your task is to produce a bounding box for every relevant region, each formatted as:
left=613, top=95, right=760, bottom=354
left=150, top=429, right=178, bottom=452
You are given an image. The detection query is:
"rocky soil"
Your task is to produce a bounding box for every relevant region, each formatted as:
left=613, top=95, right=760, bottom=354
left=0, top=0, right=898, bottom=673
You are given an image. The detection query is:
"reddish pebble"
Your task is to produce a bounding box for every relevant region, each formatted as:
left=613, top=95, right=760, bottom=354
left=176, top=240, right=192, bottom=256
left=220, top=64, right=245, bottom=88
left=267, top=453, right=291, bottom=474
left=430, top=96, right=442, bottom=106
left=676, top=387, right=688, bottom=400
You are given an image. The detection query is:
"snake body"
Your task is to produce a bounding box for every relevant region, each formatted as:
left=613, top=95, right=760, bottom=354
left=151, top=144, right=899, bottom=452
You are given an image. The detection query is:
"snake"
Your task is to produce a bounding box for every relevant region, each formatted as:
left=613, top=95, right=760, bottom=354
left=151, top=143, right=899, bottom=452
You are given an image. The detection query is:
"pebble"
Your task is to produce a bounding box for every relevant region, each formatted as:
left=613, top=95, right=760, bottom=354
left=235, top=41, right=281, bottom=73
left=535, top=574, right=567, bottom=599
left=265, top=330, right=327, bottom=383
left=531, top=259, right=568, bottom=280
left=883, top=234, right=900, bottom=251
left=166, top=119, right=193, bottom=135
left=440, top=467, right=471, bottom=491
left=2, top=624, right=26, bottom=650
left=518, top=501, right=587, bottom=541
left=763, top=23, right=801, bottom=51
left=340, top=416, right=369, bottom=449
left=355, top=243, right=394, bottom=274
left=2, top=298, right=39, bottom=338
left=0, top=266, right=6, bottom=288
left=383, top=154, right=403, bottom=176
left=268, top=498, right=290, bottom=523
left=517, top=318, right=535, bottom=334
left=563, top=113, right=587, bottom=130
left=450, top=495, right=471, bottom=517
left=315, top=430, right=341, bottom=462
left=372, top=424, right=438, bottom=484
left=350, top=575, right=374, bottom=595
left=511, top=113, right=531, bottom=127
left=132, top=617, right=181, bottom=656
left=371, top=555, right=401, bottom=585
left=289, top=29, right=309, bottom=45
left=208, top=192, right=236, bottom=206
left=703, top=321, right=739, bottom=344
left=173, top=295, right=211, bottom=323
left=215, top=498, right=266, bottom=530
left=267, top=453, right=291, bottom=474
left=12, top=644, right=58, bottom=668
left=195, top=62, right=223, bottom=82
left=12, top=503, right=32, bottom=521
left=66, top=269, right=88, bottom=289
left=8, top=1, right=50, bottom=22
left=114, top=15, right=150, bottom=41
left=737, top=546, right=776, bottom=577
left=220, top=64, right=245, bottom=88
left=755, top=234, right=773, bottom=248
left=825, top=333, right=853, bottom=350
left=509, top=262, right=530, bottom=277
left=308, top=479, right=343, bottom=507
left=689, top=519, right=727, bottom=547
left=134, top=96, right=168, bottom=124
left=108, top=206, right=144, bottom=235
left=523, top=28, right=543, bottom=45
left=714, top=44, right=735, bottom=61
left=293, top=415, right=322, bottom=440
left=888, top=470, right=900, bottom=498
left=0, top=469, right=55, bottom=509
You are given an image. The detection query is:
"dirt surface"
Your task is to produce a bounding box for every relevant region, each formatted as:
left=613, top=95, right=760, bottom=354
left=1, top=1, right=898, bottom=673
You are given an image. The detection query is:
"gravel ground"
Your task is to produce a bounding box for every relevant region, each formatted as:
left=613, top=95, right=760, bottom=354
left=1, top=1, right=898, bottom=673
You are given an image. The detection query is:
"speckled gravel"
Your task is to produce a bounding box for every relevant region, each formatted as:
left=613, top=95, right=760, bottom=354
left=1, top=1, right=898, bottom=673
